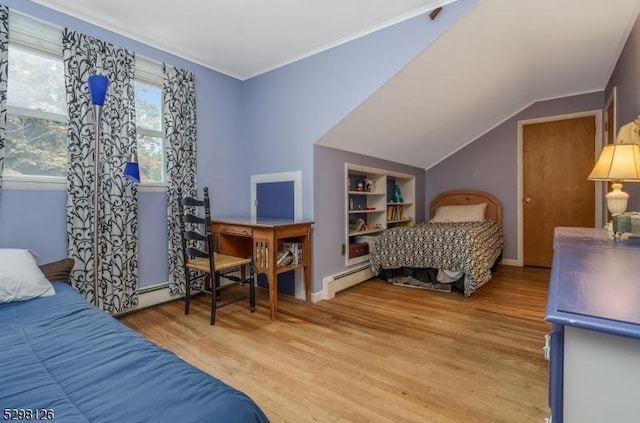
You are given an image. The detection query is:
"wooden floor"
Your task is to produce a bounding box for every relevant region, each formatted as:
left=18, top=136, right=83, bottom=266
left=120, top=265, right=551, bottom=423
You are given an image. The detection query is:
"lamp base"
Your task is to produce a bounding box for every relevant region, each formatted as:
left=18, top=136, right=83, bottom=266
left=606, top=182, right=629, bottom=216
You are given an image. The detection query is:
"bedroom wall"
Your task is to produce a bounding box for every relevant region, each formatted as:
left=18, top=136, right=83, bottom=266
left=605, top=10, right=640, bottom=212
left=424, top=91, right=604, bottom=262
left=0, top=0, right=243, bottom=289
left=0, top=0, right=476, bottom=293
left=313, top=144, right=426, bottom=291
left=240, top=1, right=477, bottom=294
left=239, top=0, right=478, bottom=221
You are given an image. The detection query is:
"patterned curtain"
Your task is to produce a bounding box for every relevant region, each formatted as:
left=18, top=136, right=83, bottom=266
left=63, top=29, right=138, bottom=312
left=0, top=6, right=8, bottom=189
left=164, top=64, right=197, bottom=294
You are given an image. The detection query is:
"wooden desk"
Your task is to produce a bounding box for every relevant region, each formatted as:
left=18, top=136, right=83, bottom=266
left=211, top=217, right=313, bottom=320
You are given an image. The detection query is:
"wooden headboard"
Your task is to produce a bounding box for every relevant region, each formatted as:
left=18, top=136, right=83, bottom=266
left=430, top=190, right=502, bottom=226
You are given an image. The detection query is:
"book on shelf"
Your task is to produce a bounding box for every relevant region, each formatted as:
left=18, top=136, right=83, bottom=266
left=387, top=204, right=404, bottom=221
left=276, top=250, right=293, bottom=267
left=282, top=241, right=302, bottom=264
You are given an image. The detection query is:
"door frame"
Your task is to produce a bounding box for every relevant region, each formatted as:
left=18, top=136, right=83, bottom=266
left=516, top=110, right=603, bottom=266
left=604, top=86, right=617, bottom=145
left=250, top=171, right=303, bottom=220
left=249, top=170, right=304, bottom=299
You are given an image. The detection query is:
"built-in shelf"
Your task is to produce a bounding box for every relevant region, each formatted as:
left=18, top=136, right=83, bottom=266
left=348, top=209, right=385, bottom=214
left=348, top=228, right=385, bottom=237
left=345, top=163, right=415, bottom=266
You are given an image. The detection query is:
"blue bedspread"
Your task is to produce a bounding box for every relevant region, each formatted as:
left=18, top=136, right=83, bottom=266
left=0, top=282, right=269, bottom=423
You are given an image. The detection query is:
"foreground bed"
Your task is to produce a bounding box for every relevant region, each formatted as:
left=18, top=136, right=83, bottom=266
left=370, top=190, right=504, bottom=296
left=0, top=281, right=269, bottom=423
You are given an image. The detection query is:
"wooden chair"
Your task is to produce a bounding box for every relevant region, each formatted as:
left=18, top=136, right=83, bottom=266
left=177, top=187, right=255, bottom=325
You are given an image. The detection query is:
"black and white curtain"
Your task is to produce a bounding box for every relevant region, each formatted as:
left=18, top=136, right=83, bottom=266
left=164, top=64, right=197, bottom=294
left=0, top=5, right=8, bottom=189
left=63, top=29, right=138, bottom=312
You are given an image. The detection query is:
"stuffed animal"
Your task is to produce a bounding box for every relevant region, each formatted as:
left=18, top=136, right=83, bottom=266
left=349, top=218, right=366, bottom=232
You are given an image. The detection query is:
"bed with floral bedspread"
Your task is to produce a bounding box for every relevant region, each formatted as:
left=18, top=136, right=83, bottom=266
left=369, top=219, right=503, bottom=296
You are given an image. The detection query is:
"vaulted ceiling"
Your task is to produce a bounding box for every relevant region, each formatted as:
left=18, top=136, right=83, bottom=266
left=30, top=0, right=640, bottom=170
left=30, top=0, right=456, bottom=80
left=317, top=0, right=640, bottom=169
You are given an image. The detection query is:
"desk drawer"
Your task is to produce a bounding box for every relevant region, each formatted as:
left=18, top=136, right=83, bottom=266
left=220, top=224, right=253, bottom=237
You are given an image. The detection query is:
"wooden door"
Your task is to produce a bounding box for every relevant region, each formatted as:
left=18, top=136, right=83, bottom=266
left=523, top=116, right=595, bottom=267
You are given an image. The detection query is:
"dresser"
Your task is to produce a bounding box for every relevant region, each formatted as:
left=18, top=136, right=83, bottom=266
left=545, top=227, right=640, bottom=423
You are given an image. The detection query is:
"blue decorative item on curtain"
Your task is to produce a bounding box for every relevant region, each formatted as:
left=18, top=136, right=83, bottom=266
left=123, top=152, right=140, bottom=183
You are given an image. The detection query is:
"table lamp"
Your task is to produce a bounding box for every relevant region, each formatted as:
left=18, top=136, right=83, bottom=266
left=588, top=120, right=640, bottom=215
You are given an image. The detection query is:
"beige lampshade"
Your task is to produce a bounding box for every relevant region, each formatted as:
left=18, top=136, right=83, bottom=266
left=588, top=143, right=640, bottom=182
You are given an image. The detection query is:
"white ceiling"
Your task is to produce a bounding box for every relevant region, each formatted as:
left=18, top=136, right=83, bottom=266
left=318, top=0, right=640, bottom=169
left=30, top=0, right=456, bottom=80
left=30, top=0, right=640, bottom=170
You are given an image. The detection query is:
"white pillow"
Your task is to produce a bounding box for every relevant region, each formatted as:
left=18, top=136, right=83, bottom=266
left=430, top=203, right=487, bottom=223
left=0, top=249, right=55, bottom=303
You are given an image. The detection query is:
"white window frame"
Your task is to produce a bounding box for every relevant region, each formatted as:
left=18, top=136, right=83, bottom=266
left=3, top=11, right=67, bottom=191
left=3, top=11, right=168, bottom=193
left=135, top=57, right=167, bottom=193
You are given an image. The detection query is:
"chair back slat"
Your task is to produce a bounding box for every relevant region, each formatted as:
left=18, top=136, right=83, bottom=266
left=183, top=214, right=207, bottom=225
left=177, top=187, right=215, bottom=265
left=186, top=246, right=208, bottom=259
left=183, top=230, right=206, bottom=242
left=181, top=196, right=205, bottom=207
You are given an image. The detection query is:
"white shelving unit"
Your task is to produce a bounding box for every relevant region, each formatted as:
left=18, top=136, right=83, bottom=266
left=345, top=163, right=415, bottom=266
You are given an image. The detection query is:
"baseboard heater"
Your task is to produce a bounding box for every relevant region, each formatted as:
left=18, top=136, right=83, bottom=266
left=324, top=264, right=374, bottom=299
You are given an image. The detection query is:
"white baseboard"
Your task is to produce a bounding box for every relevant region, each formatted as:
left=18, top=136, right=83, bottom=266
left=500, top=258, right=520, bottom=267
left=320, top=265, right=374, bottom=301
left=114, top=283, right=180, bottom=316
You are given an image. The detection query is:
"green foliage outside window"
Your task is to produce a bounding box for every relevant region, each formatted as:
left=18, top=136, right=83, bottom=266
left=5, top=44, right=166, bottom=183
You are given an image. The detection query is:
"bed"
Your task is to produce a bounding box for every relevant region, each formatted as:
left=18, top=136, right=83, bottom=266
left=369, top=190, right=504, bottom=296
left=0, top=250, right=269, bottom=423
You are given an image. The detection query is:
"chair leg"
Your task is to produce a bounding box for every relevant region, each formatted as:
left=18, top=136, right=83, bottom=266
left=249, top=261, right=256, bottom=313
left=210, top=272, right=220, bottom=325
left=185, top=268, right=191, bottom=315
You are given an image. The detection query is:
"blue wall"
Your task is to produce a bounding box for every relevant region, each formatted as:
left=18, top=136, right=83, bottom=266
left=0, top=0, right=242, bottom=288
left=0, top=0, right=476, bottom=292
left=240, top=0, right=478, bottom=222
left=239, top=1, right=477, bottom=290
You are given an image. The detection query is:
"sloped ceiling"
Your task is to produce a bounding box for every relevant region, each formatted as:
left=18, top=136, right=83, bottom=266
left=317, top=0, right=640, bottom=170
left=30, top=0, right=457, bottom=80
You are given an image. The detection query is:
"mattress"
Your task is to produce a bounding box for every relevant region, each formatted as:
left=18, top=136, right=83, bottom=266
left=370, top=220, right=503, bottom=296
left=0, top=282, right=269, bottom=423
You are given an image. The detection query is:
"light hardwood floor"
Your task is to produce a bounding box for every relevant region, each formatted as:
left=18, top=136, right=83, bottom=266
left=120, top=265, right=551, bottom=423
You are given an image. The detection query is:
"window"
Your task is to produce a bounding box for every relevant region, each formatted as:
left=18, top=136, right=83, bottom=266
left=135, top=78, right=164, bottom=184
left=5, top=44, right=67, bottom=180
left=3, top=12, right=168, bottom=190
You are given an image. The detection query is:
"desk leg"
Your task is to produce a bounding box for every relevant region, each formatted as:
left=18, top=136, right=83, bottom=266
left=269, top=268, right=277, bottom=320
left=254, top=230, right=277, bottom=320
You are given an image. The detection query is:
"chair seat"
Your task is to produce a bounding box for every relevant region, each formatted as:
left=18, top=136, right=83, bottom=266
left=186, top=253, right=252, bottom=273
